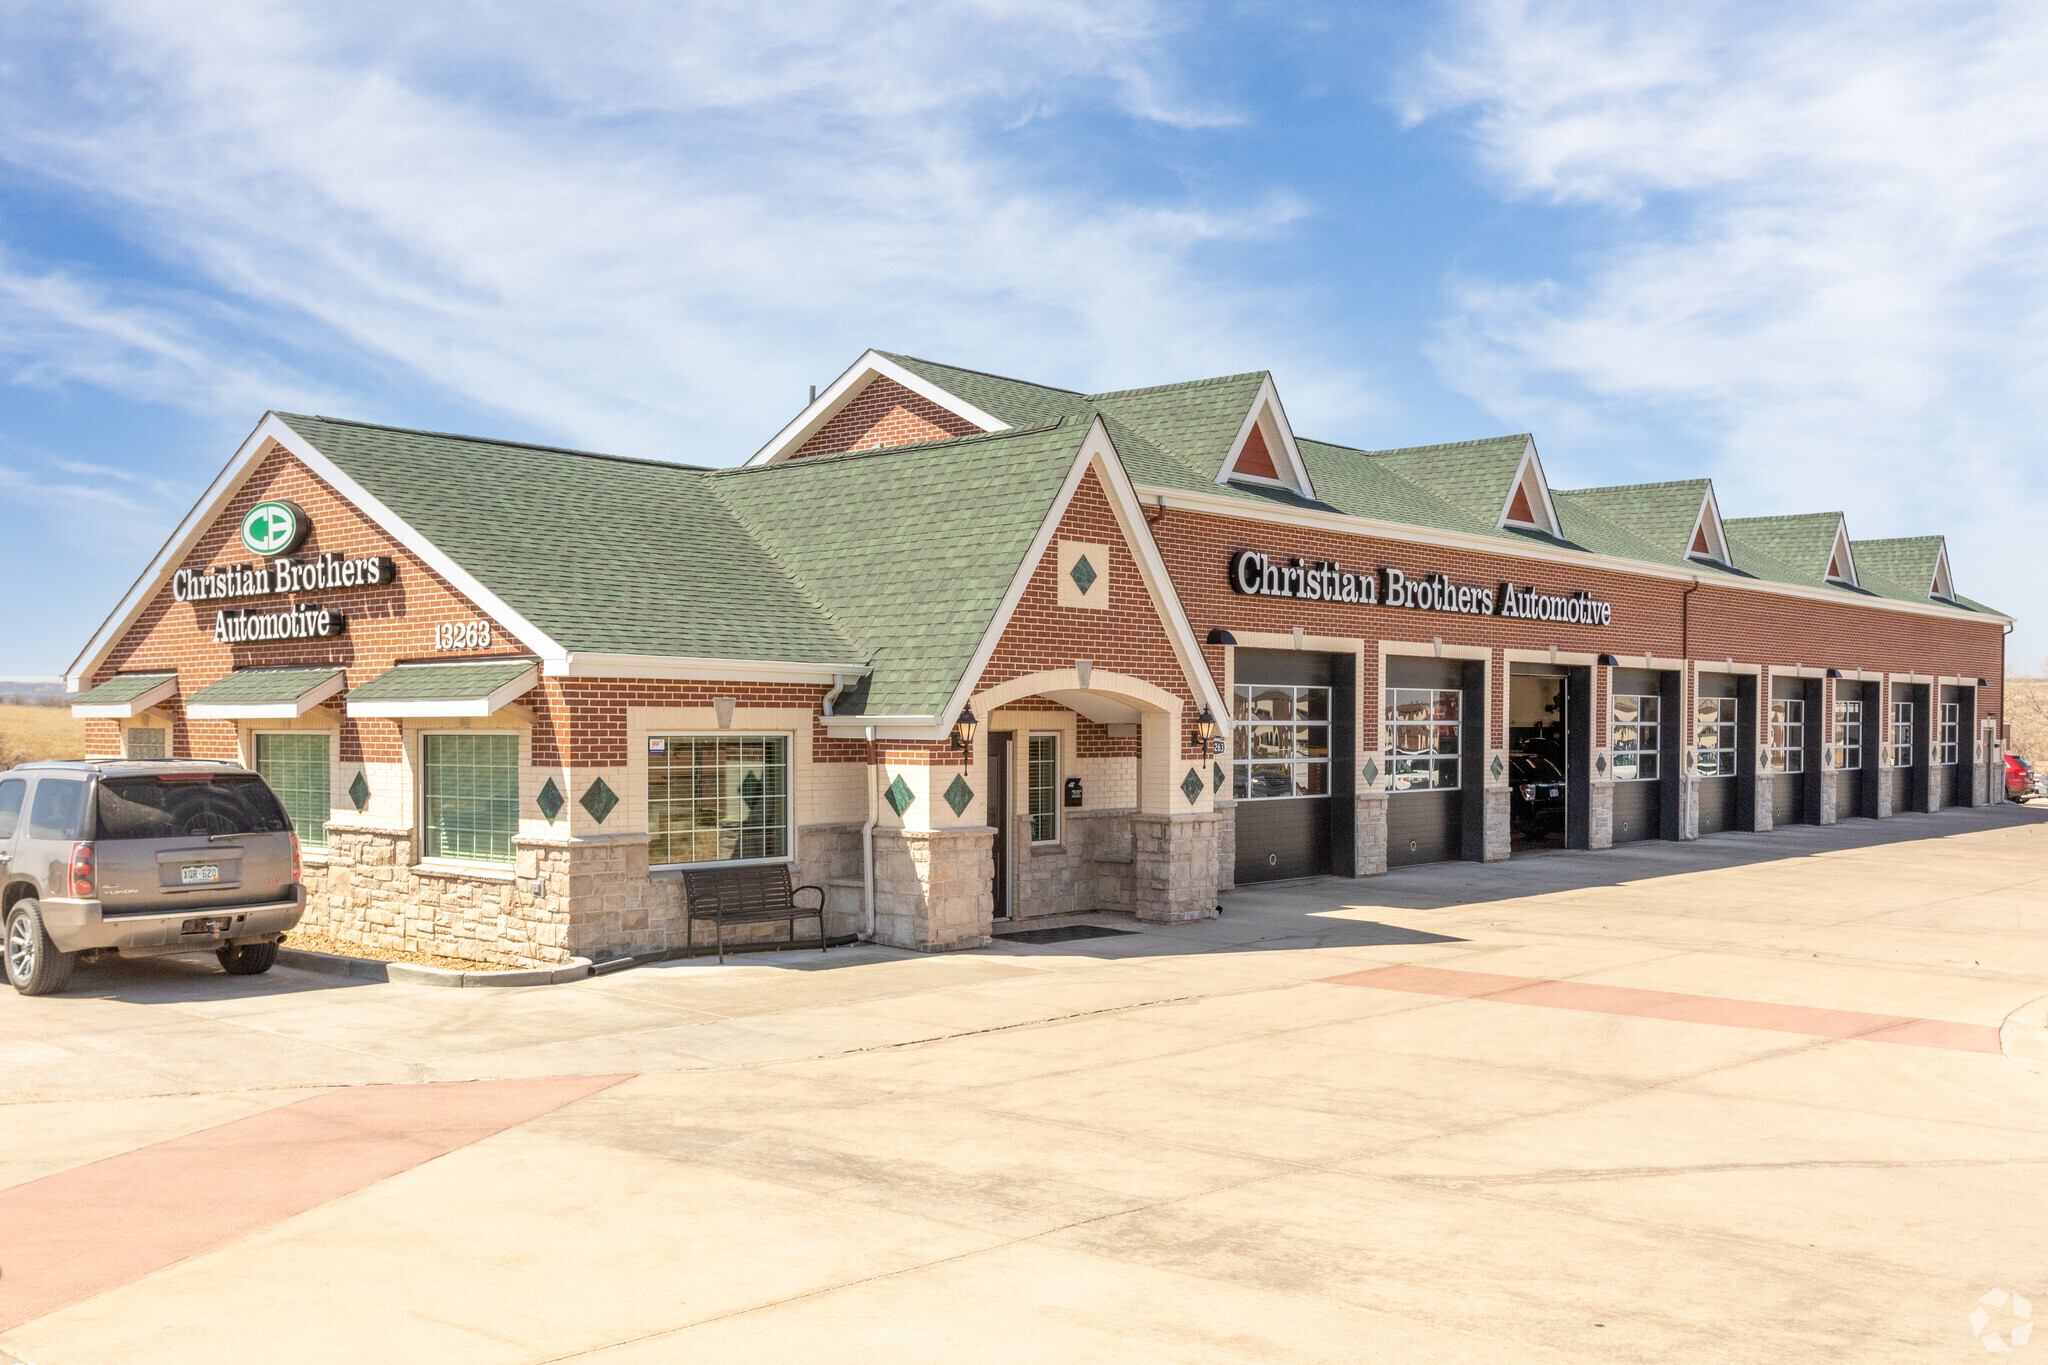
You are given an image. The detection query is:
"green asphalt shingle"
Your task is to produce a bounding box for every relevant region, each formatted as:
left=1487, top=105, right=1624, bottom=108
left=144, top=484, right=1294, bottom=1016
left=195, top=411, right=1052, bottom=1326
left=1722, top=513, right=1846, bottom=586
left=347, top=660, right=537, bottom=703
left=72, top=672, right=176, bottom=705
left=185, top=667, right=343, bottom=706
left=280, top=415, right=862, bottom=666
left=715, top=421, right=1091, bottom=716
left=1851, top=536, right=1945, bottom=602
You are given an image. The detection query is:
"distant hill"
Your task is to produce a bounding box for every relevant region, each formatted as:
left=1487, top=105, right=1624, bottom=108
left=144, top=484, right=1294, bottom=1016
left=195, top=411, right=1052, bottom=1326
left=0, top=679, right=66, bottom=707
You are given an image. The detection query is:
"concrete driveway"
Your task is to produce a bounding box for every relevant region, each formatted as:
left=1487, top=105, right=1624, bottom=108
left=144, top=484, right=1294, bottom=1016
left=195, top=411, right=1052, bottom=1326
left=4, top=807, right=2047, bottom=1363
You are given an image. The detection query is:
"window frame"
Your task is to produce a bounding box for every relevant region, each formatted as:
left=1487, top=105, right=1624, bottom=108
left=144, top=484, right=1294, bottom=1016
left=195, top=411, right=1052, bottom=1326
left=646, top=731, right=796, bottom=871
left=1384, top=686, right=1461, bottom=793
left=1765, top=696, right=1805, bottom=774
left=1611, top=693, right=1660, bottom=782
left=1885, top=702, right=1914, bottom=769
left=1935, top=702, right=1960, bottom=766
left=254, top=729, right=332, bottom=849
left=1026, top=732, right=1061, bottom=844
left=1232, top=683, right=1336, bottom=800
left=416, top=729, right=522, bottom=867
left=1695, top=696, right=1738, bottom=777
left=1831, top=699, right=1862, bottom=771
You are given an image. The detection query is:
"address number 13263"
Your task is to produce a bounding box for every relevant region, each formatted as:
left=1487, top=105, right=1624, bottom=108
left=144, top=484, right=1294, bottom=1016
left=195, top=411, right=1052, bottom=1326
left=434, top=621, right=492, bottom=650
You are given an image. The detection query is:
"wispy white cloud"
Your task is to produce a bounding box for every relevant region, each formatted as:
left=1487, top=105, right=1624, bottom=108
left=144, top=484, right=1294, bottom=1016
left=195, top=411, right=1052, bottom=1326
left=1409, top=0, right=2048, bottom=658
left=0, top=1, right=1343, bottom=468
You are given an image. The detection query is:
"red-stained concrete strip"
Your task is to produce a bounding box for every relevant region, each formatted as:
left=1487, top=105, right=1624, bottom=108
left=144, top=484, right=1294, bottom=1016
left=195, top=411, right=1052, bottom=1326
left=0, top=1073, right=629, bottom=1332
left=1323, top=964, right=2004, bottom=1054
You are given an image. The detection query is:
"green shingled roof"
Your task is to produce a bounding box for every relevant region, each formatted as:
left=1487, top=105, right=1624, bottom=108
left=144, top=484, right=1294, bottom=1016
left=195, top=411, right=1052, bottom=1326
left=186, top=667, right=342, bottom=706
left=716, top=421, right=1091, bottom=716
left=1851, top=536, right=1946, bottom=601
left=279, top=415, right=862, bottom=666
left=347, top=660, right=537, bottom=703
left=72, top=672, right=176, bottom=705
left=1553, top=480, right=1710, bottom=565
left=881, top=354, right=1091, bottom=430
left=1723, top=514, right=1846, bottom=587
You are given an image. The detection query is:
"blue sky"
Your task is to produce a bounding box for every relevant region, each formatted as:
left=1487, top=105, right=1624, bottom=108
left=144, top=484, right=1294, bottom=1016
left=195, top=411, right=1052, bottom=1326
left=4, top=1, right=2044, bottom=676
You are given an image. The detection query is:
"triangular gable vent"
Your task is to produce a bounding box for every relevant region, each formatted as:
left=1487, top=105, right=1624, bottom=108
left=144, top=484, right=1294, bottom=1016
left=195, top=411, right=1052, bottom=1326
left=1217, top=376, right=1316, bottom=500
left=1824, top=517, right=1858, bottom=587
left=1930, top=541, right=1956, bottom=602
left=1497, top=440, right=1561, bottom=537
left=1685, top=485, right=1731, bottom=566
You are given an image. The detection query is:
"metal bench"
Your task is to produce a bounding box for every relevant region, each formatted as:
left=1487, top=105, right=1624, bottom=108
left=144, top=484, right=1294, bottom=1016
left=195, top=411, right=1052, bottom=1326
left=681, top=863, right=827, bottom=963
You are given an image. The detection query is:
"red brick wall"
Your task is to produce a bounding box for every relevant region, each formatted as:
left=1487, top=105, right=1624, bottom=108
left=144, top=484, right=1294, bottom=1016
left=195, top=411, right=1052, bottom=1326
left=978, top=466, right=1205, bottom=760
left=1153, top=508, right=2005, bottom=751
left=792, top=376, right=980, bottom=459
left=87, top=442, right=546, bottom=766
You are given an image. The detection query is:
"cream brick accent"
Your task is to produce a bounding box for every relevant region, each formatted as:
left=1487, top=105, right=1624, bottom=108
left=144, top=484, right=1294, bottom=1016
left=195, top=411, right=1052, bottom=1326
left=1057, top=540, right=1111, bottom=610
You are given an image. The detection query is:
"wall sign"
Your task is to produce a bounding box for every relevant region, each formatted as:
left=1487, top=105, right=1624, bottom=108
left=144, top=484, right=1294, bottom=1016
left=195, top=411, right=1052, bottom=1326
left=1228, top=551, right=1614, bottom=626
left=178, top=503, right=400, bottom=644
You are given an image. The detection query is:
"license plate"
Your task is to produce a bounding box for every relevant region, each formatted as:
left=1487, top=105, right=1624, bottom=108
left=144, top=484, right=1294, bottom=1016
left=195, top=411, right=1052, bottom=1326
left=180, top=864, right=220, bottom=885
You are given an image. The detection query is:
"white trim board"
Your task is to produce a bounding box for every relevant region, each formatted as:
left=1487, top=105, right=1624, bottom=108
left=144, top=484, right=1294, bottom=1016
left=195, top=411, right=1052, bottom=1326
left=1686, top=485, right=1732, bottom=567
left=1498, top=439, right=1562, bottom=537
left=1215, top=375, right=1316, bottom=500
left=747, top=351, right=1010, bottom=467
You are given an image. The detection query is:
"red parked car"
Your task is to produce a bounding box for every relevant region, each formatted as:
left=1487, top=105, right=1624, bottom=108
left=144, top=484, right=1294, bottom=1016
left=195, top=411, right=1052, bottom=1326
left=2007, top=754, right=2041, bottom=802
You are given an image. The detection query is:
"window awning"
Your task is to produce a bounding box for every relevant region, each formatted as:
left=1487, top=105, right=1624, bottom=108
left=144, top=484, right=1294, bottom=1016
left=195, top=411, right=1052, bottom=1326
left=345, top=660, right=539, bottom=718
left=186, top=667, right=346, bottom=720
left=71, top=672, right=178, bottom=718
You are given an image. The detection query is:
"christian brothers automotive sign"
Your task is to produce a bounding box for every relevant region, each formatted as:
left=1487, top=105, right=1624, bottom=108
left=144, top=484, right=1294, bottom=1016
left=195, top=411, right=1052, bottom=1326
left=171, top=499, right=397, bottom=643
left=1228, top=550, right=1615, bottom=626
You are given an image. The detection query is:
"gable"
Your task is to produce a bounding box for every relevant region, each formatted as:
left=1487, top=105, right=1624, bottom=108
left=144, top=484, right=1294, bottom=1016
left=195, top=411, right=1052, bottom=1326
left=1215, top=376, right=1316, bottom=498
left=792, top=374, right=981, bottom=459
left=1688, top=485, right=1731, bottom=565
left=1930, top=542, right=1956, bottom=601
left=1825, top=518, right=1858, bottom=586
left=1498, top=441, right=1561, bottom=537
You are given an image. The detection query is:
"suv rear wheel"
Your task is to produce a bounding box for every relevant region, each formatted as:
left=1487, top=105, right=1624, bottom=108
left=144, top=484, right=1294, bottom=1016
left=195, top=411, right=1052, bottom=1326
left=6, top=900, right=76, bottom=996
left=217, top=940, right=279, bottom=976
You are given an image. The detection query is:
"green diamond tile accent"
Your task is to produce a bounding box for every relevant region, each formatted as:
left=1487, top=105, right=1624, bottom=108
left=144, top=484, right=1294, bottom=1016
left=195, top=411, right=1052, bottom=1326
left=1362, top=757, right=1379, bottom=788
left=1180, top=768, right=1204, bottom=805
left=1490, top=753, right=1504, bottom=781
left=1596, top=753, right=1608, bottom=775
left=348, top=770, right=371, bottom=813
left=537, top=778, right=565, bottom=824
left=1069, top=553, right=1098, bottom=596
left=943, top=773, right=974, bottom=817
left=580, top=778, right=618, bottom=824
left=1212, top=761, right=1225, bottom=792
left=885, top=774, right=915, bottom=816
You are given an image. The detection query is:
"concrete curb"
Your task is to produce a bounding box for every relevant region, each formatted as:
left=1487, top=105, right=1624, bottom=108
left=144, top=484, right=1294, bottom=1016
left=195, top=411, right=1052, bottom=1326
left=278, top=947, right=594, bottom=988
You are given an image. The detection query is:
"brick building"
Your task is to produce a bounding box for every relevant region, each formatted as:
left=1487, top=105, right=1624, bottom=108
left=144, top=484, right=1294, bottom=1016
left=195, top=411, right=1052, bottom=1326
left=65, top=350, right=2013, bottom=966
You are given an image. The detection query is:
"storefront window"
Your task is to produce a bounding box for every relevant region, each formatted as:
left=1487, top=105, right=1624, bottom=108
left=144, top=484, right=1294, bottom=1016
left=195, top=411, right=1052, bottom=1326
left=1027, top=733, right=1059, bottom=842
left=256, top=732, right=330, bottom=848
left=1233, top=684, right=1333, bottom=799
left=421, top=732, right=518, bottom=864
left=1885, top=702, right=1914, bottom=768
left=1766, top=698, right=1805, bottom=773
left=648, top=735, right=790, bottom=866
left=1936, top=702, right=1960, bottom=766
left=1384, top=687, right=1458, bottom=792
left=1611, top=695, right=1658, bottom=781
left=1696, top=697, right=1737, bottom=776
left=1831, top=700, right=1862, bottom=770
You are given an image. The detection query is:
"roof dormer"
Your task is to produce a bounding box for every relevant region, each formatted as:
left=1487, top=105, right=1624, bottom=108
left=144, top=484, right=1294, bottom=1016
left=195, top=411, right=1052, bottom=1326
left=747, top=350, right=1009, bottom=466
left=1824, top=516, right=1859, bottom=587
left=1929, top=540, right=1956, bottom=602
left=1498, top=438, right=1562, bottom=537
left=1686, top=483, right=1732, bottom=566
left=1217, top=376, right=1316, bottom=499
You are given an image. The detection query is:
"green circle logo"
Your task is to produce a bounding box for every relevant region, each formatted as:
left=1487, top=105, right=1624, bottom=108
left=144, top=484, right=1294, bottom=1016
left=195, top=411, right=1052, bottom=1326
left=240, top=500, right=310, bottom=556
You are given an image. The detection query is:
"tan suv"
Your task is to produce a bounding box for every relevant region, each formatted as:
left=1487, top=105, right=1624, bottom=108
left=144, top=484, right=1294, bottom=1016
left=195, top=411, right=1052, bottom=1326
left=1, top=760, right=306, bottom=995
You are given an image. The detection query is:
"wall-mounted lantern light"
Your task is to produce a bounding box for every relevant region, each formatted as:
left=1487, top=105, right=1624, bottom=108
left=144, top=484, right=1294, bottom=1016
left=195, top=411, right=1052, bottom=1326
left=950, top=706, right=978, bottom=753
left=1193, top=705, right=1218, bottom=748
left=1825, top=668, right=1844, bottom=679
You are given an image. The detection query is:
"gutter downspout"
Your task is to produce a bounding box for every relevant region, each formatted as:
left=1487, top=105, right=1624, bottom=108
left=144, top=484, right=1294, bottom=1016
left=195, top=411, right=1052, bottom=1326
left=861, top=724, right=877, bottom=941
left=1680, top=576, right=1700, bottom=660
left=823, top=674, right=849, bottom=717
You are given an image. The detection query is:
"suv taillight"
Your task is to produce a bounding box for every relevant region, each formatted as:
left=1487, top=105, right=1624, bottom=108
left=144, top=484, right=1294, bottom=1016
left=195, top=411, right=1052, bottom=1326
left=70, top=842, right=96, bottom=898
left=289, top=831, right=302, bottom=883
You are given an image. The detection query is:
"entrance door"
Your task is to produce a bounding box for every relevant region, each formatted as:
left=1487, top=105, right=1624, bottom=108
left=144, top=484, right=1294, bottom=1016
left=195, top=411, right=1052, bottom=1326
left=988, top=732, right=1013, bottom=919
left=1509, top=668, right=1569, bottom=850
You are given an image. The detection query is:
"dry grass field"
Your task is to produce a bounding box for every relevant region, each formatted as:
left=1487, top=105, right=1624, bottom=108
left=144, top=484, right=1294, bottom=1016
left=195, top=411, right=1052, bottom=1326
left=0, top=703, right=86, bottom=765
left=2010, top=675, right=2048, bottom=765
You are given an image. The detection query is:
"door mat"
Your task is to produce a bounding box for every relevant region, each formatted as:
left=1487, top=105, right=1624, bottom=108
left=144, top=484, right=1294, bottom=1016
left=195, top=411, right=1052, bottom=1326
left=995, top=925, right=1139, bottom=944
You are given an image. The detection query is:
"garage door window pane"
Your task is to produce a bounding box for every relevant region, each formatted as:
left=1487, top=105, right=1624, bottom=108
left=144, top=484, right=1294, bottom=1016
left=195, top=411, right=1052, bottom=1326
left=256, top=732, right=330, bottom=848
left=421, top=732, right=518, bottom=864
left=1235, top=685, right=1331, bottom=800
left=1386, top=687, right=1460, bottom=792
left=1696, top=697, right=1736, bottom=776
